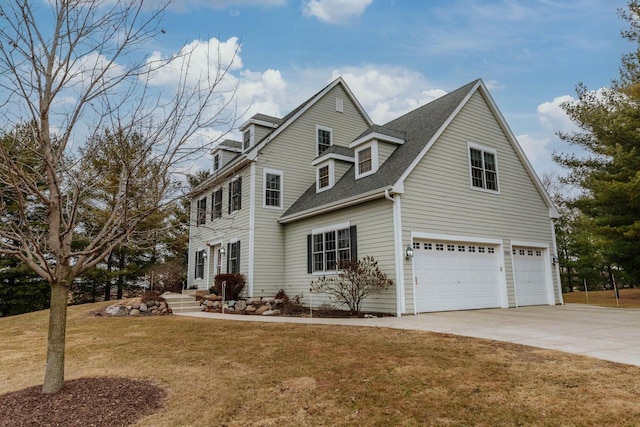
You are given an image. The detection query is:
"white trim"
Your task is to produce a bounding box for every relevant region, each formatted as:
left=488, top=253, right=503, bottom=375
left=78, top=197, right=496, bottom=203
left=262, top=167, right=284, bottom=210
left=467, top=142, right=501, bottom=194
left=410, top=232, right=508, bottom=310
left=550, top=219, right=564, bottom=304
left=410, top=232, right=503, bottom=245
left=311, top=153, right=354, bottom=166
left=316, top=160, right=334, bottom=193
left=350, top=132, right=405, bottom=148
left=240, top=118, right=280, bottom=130
left=312, top=221, right=350, bottom=235
left=316, top=125, right=333, bottom=157
left=392, top=194, right=405, bottom=316
left=355, top=140, right=378, bottom=179
left=248, top=163, right=256, bottom=296
left=510, top=240, right=549, bottom=249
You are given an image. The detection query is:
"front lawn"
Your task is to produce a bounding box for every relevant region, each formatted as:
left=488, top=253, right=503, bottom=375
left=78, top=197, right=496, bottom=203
left=1, top=302, right=639, bottom=426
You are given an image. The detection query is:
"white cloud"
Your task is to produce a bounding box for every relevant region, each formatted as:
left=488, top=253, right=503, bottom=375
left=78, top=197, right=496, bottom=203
left=329, top=66, right=447, bottom=123
left=516, top=134, right=550, bottom=164
left=303, top=0, right=372, bottom=24
left=146, top=37, right=243, bottom=88
left=537, top=94, right=578, bottom=133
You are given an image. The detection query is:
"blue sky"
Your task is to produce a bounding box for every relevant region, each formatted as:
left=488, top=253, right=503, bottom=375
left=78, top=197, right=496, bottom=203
left=58, top=0, right=638, bottom=176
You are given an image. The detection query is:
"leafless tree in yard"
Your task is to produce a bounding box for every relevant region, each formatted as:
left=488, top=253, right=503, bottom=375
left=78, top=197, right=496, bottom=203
left=0, top=0, right=238, bottom=394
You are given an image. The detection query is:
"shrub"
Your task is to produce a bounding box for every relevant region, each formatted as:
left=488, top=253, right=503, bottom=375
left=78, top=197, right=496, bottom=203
left=213, top=273, right=246, bottom=301
left=310, top=256, right=392, bottom=315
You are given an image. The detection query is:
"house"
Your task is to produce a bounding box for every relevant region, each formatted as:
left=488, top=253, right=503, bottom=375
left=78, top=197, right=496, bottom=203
left=187, top=77, right=563, bottom=316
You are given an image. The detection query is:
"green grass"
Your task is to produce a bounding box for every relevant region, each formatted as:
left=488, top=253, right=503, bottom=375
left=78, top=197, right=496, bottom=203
left=2, top=302, right=640, bottom=426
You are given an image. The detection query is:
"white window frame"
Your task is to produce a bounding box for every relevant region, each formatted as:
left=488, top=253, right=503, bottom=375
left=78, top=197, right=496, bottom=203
left=213, top=153, right=221, bottom=172
left=211, top=188, right=223, bottom=220
left=194, top=249, right=205, bottom=279
left=311, top=222, right=351, bottom=275
left=355, top=140, right=379, bottom=179
left=263, top=168, right=283, bottom=209
left=196, top=197, right=206, bottom=226
left=243, top=126, right=254, bottom=151
left=467, top=142, right=500, bottom=193
left=316, top=160, right=334, bottom=192
left=229, top=176, right=242, bottom=213
left=316, top=125, right=333, bottom=156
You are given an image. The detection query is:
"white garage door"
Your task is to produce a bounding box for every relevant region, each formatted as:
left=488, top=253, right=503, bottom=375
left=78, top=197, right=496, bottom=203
left=413, top=241, right=502, bottom=312
left=513, top=247, right=549, bottom=306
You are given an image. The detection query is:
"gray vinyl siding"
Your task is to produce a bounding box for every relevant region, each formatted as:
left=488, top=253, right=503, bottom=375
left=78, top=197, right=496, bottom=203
left=251, top=84, right=370, bottom=296
left=400, top=91, right=559, bottom=311
left=187, top=167, right=251, bottom=290
left=378, top=141, right=396, bottom=165
left=254, top=125, right=273, bottom=147
left=334, top=159, right=353, bottom=182
left=283, top=198, right=397, bottom=313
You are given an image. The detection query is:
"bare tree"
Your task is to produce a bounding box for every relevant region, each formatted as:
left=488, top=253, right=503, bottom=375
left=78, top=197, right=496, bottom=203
left=0, top=0, right=238, bottom=393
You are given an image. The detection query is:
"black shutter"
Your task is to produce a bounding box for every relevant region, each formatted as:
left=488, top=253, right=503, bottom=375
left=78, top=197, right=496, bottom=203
left=349, top=225, right=357, bottom=261
left=307, top=234, right=312, bottom=274
left=226, top=242, right=230, bottom=272
left=237, top=177, right=242, bottom=210
left=194, top=251, right=198, bottom=277
left=228, top=182, right=232, bottom=214
left=236, top=241, right=241, bottom=274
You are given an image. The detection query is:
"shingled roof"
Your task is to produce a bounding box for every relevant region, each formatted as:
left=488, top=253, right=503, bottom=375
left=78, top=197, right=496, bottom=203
left=280, top=79, right=480, bottom=221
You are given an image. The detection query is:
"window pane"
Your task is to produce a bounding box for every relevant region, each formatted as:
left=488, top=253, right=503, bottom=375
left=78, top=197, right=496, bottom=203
left=318, top=129, right=331, bottom=154
left=337, top=228, right=350, bottom=249
left=326, top=250, right=337, bottom=271
left=358, top=147, right=372, bottom=174
left=265, top=173, right=280, bottom=207
left=313, top=234, right=323, bottom=252
left=319, top=166, right=329, bottom=188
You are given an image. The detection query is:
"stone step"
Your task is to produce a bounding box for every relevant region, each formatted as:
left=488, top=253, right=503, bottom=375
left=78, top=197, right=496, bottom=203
left=162, top=292, right=203, bottom=314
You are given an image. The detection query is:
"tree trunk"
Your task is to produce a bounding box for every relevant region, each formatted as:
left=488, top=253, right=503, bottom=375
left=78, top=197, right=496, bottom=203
left=104, top=253, right=113, bottom=301
left=42, top=281, right=70, bottom=394
left=117, top=250, right=125, bottom=300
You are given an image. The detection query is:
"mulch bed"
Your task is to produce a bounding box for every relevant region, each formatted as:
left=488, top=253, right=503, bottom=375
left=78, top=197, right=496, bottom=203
left=0, top=377, right=166, bottom=427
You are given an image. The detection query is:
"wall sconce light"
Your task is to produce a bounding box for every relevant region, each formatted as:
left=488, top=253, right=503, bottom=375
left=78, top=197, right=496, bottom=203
left=202, top=250, right=208, bottom=260
left=552, top=255, right=558, bottom=264
left=219, top=247, right=225, bottom=255
left=405, top=245, right=414, bottom=259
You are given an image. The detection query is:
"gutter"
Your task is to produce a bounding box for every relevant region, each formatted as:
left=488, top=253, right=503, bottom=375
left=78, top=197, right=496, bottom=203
left=278, top=186, right=393, bottom=224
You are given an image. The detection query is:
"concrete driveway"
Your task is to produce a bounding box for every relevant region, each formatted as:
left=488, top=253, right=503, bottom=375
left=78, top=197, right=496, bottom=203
left=179, top=304, right=640, bottom=367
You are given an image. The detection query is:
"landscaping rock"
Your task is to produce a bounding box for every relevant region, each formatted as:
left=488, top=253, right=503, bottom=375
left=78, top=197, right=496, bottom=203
left=105, top=304, right=127, bottom=316
left=131, top=302, right=141, bottom=310
left=206, top=300, right=214, bottom=308
left=245, top=305, right=256, bottom=313
left=139, top=303, right=148, bottom=312
left=235, top=300, right=247, bottom=311
left=129, top=309, right=140, bottom=316
left=228, top=300, right=236, bottom=308
left=262, top=309, right=281, bottom=316
left=255, top=306, right=270, bottom=315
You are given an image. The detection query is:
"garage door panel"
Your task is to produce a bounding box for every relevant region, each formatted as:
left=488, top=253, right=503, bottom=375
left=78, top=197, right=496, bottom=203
left=513, top=247, right=549, bottom=306
left=414, top=240, right=502, bottom=312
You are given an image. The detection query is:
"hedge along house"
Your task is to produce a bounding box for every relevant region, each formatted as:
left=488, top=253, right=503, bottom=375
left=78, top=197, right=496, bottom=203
left=187, top=77, right=563, bottom=316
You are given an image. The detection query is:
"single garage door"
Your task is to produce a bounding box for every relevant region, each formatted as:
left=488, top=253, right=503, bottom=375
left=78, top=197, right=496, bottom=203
left=413, top=240, right=502, bottom=312
left=513, top=247, right=549, bottom=306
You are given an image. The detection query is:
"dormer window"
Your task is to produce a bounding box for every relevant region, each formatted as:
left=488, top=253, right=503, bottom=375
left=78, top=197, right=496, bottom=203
left=358, top=147, right=372, bottom=174
left=354, top=141, right=378, bottom=179
left=213, top=153, right=220, bottom=171
left=243, top=129, right=251, bottom=151
left=317, top=126, right=332, bottom=155
left=319, top=165, right=329, bottom=188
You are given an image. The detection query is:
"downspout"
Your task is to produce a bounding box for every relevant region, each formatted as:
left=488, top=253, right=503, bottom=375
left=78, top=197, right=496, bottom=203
left=386, top=189, right=405, bottom=317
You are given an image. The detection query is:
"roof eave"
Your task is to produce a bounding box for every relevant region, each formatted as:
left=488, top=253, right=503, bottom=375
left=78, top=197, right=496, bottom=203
left=278, top=186, right=392, bottom=224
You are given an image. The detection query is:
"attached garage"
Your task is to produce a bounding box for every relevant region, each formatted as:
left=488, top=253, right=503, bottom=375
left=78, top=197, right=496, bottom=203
left=412, top=239, right=506, bottom=312
left=512, top=246, right=551, bottom=306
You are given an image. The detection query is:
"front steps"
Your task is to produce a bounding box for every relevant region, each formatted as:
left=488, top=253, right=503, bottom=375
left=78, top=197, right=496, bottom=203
left=162, top=292, right=202, bottom=314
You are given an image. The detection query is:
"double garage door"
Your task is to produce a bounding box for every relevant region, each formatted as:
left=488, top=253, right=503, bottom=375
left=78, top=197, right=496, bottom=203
left=413, top=240, right=549, bottom=312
